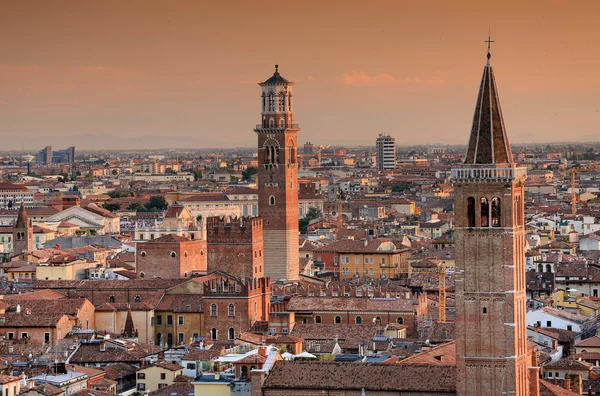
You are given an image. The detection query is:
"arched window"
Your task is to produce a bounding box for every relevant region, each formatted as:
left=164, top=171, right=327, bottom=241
left=483, top=307, right=487, bottom=314
left=167, top=333, right=173, bottom=347
left=139, top=272, right=145, bottom=278
left=355, top=316, right=363, bottom=324
left=315, top=316, right=322, bottom=324
left=200, top=250, right=204, bottom=256
left=374, top=317, right=382, bottom=325
left=480, top=197, right=490, bottom=227
left=183, top=272, right=188, bottom=278
left=546, top=264, right=552, bottom=273
left=279, top=118, right=285, bottom=128
left=109, top=295, right=115, bottom=304
left=334, top=316, right=342, bottom=324
left=269, top=196, right=275, bottom=206
left=170, top=251, right=177, bottom=258
left=228, top=328, right=235, bottom=340
left=134, top=295, right=141, bottom=303
left=210, top=304, right=217, bottom=316
left=538, top=264, right=543, bottom=272
left=211, top=328, right=218, bottom=340
left=491, top=197, right=501, bottom=227
left=228, top=304, right=235, bottom=317
left=184, top=251, right=188, bottom=258
left=140, top=251, right=146, bottom=257
left=396, top=317, right=404, bottom=325
left=467, top=197, right=476, bottom=227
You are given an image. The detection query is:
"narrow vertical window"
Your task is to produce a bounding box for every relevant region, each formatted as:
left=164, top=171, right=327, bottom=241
left=467, top=197, right=476, bottom=227
left=480, top=197, right=490, bottom=227
left=491, top=197, right=501, bottom=227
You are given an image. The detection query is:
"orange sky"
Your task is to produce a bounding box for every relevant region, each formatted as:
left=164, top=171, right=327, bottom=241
left=1, top=0, right=599, bottom=150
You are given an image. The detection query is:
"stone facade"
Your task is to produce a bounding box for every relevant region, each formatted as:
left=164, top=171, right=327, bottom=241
left=136, top=234, right=207, bottom=279
left=207, top=216, right=264, bottom=280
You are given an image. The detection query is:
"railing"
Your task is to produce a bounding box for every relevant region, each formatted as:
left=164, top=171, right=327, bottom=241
left=255, top=124, right=300, bottom=130
left=451, top=167, right=527, bottom=181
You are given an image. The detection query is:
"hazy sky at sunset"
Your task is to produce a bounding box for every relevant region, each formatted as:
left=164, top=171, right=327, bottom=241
left=1, top=0, right=599, bottom=150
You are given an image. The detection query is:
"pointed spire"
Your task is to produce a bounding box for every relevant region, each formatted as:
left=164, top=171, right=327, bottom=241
left=15, top=202, right=29, bottom=229
left=464, top=38, right=513, bottom=165
left=124, top=307, right=135, bottom=338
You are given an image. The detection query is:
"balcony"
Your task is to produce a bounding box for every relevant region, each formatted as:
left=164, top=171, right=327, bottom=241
left=451, top=166, right=527, bottom=182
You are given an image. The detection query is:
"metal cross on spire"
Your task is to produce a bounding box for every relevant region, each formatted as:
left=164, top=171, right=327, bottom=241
left=485, top=28, right=494, bottom=60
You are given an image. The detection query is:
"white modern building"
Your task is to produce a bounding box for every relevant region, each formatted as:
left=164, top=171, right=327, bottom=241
left=375, top=133, right=396, bottom=170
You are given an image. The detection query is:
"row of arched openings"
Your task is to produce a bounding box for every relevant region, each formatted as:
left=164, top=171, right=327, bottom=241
left=314, top=316, right=404, bottom=325
left=467, top=197, right=501, bottom=227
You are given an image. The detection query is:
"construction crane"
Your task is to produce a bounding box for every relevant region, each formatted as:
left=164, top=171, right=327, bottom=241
left=396, top=260, right=447, bottom=323
left=570, top=165, right=600, bottom=216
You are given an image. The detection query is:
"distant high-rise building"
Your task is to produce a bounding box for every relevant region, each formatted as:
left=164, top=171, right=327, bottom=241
left=254, top=65, right=300, bottom=281
left=34, top=146, right=52, bottom=164
left=375, top=133, right=395, bottom=170
left=53, top=146, right=75, bottom=163
left=34, top=145, right=75, bottom=164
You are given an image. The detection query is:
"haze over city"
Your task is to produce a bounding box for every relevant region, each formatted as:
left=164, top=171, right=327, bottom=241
left=1, top=0, right=600, bottom=149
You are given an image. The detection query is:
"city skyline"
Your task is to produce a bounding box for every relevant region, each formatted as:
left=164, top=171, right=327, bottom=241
left=1, top=1, right=600, bottom=150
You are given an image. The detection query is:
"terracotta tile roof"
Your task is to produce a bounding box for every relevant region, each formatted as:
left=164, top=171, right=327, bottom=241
left=100, top=363, right=137, bottom=380
left=70, top=390, right=115, bottom=396
left=0, top=375, right=19, bottom=384
left=575, top=335, right=600, bottom=348
left=544, top=357, right=593, bottom=370
left=234, top=354, right=266, bottom=365
left=150, top=361, right=183, bottom=371
left=0, top=313, right=69, bottom=327
left=147, top=234, right=190, bottom=243
left=539, top=379, right=584, bottom=396
left=155, top=294, right=203, bottom=312
left=400, top=341, right=456, bottom=365
left=262, top=361, right=456, bottom=392
left=31, top=383, right=63, bottom=396
left=4, top=298, right=89, bottom=316
left=148, top=383, right=194, bottom=396
left=287, top=297, right=418, bottom=313
left=313, top=239, right=400, bottom=254
left=290, top=324, right=379, bottom=341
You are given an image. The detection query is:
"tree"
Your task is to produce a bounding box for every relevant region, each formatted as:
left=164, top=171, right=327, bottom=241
left=242, top=166, right=258, bottom=181
left=128, top=202, right=144, bottom=211
left=144, top=196, right=168, bottom=211
left=193, top=170, right=203, bottom=181
left=299, top=207, right=323, bottom=234
left=102, top=203, right=121, bottom=212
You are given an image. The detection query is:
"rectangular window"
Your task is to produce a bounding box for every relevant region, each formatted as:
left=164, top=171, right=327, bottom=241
left=178, top=316, right=184, bottom=325
left=21, top=332, right=28, bottom=339
left=355, top=257, right=359, bottom=264
left=567, top=325, right=573, bottom=331
left=167, top=315, right=173, bottom=326
left=44, top=333, right=50, bottom=344
left=546, top=321, right=552, bottom=327
left=282, top=328, right=288, bottom=334
left=178, top=333, right=184, bottom=344
left=137, top=384, right=145, bottom=391
left=137, top=373, right=145, bottom=379
left=186, top=363, right=196, bottom=370
left=160, top=373, right=166, bottom=380
left=158, top=384, right=167, bottom=389
left=7, top=333, right=14, bottom=340
left=156, top=315, right=162, bottom=326
left=341, top=256, right=348, bottom=264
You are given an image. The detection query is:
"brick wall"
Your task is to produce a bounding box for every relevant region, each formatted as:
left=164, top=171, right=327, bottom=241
left=136, top=239, right=207, bottom=279
left=207, top=216, right=264, bottom=280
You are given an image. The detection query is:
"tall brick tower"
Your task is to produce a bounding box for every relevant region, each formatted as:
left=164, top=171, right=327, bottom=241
left=453, top=43, right=529, bottom=395
left=13, top=202, right=33, bottom=257
left=254, top=65, right=300, bottom=281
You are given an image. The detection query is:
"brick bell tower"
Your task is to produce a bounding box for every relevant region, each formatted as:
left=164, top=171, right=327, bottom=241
left=453, top=41, right=529, bottom=396
left=254, top=65, right=300, bottom=281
